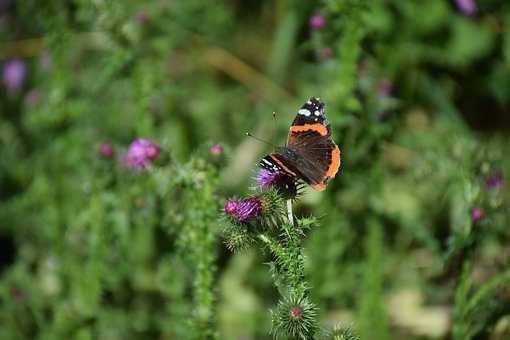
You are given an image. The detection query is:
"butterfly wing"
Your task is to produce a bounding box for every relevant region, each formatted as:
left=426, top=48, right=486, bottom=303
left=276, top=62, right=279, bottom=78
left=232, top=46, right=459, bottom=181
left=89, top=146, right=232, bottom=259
left=282, top=97, right=340, bottom=190
left=259, top=97, right=341, bottom=191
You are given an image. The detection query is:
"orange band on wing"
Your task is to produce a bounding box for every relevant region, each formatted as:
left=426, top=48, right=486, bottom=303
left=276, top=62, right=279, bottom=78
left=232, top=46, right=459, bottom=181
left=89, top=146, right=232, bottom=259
left=311, top=183, right=326, bottom=191
left=311, top=145, right=340, bottom=191
left=270, top=155, right=297, bottom=176
left=326, top=145, right=341, bottom=179
left=289, top=124, right=328, bottom=136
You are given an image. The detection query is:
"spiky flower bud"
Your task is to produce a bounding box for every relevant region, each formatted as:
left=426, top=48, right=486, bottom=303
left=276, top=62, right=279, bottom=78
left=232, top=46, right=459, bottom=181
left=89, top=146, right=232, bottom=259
left=224, top=198, right=237, bottom=216
left=271, top=294, right=318, bottom=339
left=325, top=324, right=360, bottom=340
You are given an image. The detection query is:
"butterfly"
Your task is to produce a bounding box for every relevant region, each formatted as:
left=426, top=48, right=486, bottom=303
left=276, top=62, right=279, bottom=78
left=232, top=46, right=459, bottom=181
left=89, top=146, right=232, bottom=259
left=259, top=97, right=341, bottom=191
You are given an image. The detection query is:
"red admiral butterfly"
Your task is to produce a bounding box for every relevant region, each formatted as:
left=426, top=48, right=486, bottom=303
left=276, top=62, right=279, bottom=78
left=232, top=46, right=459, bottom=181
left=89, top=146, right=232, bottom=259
left=260, top=97, right=341, bottom=191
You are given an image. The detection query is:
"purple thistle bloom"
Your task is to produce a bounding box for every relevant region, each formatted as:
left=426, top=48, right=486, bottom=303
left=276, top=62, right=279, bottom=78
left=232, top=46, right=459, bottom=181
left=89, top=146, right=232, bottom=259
left=309, top=13, right=326, bottom=30
left=485, top=172, right=503, bottom=190
left=455, top=0, right=476, bottom=16
left=236, top=197, right=263, bottom=221
left=2, top=59, right=26, bottom=90
left=210, top=143, right=224, bottom=155
left=471, top=207, right=483, bottom=222
left=290, top=307, right=302, bottom=319
left=122, top=138, right=159, bottom=169
left=224, top=198, right=237, bottom=216
left=256, top=168, right=290, bottom=188
left=99, top=142, right=114, bottom=157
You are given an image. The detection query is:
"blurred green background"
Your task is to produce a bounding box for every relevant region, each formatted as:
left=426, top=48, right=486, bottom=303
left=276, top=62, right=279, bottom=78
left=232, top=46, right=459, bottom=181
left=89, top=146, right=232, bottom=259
left=0, top=0, right=509, bottom=339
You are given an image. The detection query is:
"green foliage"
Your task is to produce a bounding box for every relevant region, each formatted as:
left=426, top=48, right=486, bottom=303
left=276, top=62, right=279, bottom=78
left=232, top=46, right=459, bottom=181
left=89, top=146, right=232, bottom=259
left=1, top=0, right=510, bottom=339
left=453, top=263, right=510, bottom=340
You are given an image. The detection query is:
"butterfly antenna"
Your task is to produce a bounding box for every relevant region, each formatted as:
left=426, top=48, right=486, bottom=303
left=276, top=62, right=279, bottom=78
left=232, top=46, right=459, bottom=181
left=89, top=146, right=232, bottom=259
left=245, top=132, right=275, bottom=148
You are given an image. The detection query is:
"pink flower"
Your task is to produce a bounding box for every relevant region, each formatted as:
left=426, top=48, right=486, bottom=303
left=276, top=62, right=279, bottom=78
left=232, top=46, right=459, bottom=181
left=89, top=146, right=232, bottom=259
left=224, top=198, right=237, bottom=216
left=309, top=14, right=326, bottom=30
left=122, top=138, right=159, bottom=169
left=471, top=207, right=483, bottom=222
left=210, top=143, right=224, bottom=155
left=99, top=143, right=114, bottom=157
left=256, top=168, right=290, bottom=188
left=290, top=307, right=302, bottom=319
left=455, top=0, right=476, bottom=16
left=2, top=59, right=26, bottom=90
left=485, top=172, right=503, bottom=190
left=235, top=197, right=263, bottom=221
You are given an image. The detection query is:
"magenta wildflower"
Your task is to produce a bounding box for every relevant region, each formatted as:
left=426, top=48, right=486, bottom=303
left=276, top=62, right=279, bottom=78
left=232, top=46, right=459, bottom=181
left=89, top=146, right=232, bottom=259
left=224, top=198, right=237, bottom=216
left=309, top=13, right=326, bottom=30
left=455, top=0, right=476, bottom=16
left=122, top=138, right=159, bottom=169
left=290, top=307, right=302, bottom=319
left=485, top=172, right=503, bottom=190
left=256, top=168, right=289, bottom=188
left=99, top=142, right=114, bottom=157
left=471, top=207, right=483, bottom=222
left=210, top=143, right=224, bottom=155
left=321, top=47, right=333, bottom=59
left=2, top=59, right=26, bottom=90
left=236, top=197, right=263, bottom=221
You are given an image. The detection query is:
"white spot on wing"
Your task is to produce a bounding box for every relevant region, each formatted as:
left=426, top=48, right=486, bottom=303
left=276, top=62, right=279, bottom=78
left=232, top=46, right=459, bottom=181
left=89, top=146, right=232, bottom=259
left=314, top=110, right=320, bottom=116
left=298, top=109, right=311, bottom=116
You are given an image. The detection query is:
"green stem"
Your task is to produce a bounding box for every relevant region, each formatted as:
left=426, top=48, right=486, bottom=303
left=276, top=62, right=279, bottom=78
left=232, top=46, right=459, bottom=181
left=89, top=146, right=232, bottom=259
left=286, top=199, right=294, bottom=225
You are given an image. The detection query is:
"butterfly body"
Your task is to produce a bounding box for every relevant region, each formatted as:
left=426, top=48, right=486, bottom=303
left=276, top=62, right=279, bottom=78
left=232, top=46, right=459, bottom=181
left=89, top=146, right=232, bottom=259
left=260, top=97, right=341, bottom=191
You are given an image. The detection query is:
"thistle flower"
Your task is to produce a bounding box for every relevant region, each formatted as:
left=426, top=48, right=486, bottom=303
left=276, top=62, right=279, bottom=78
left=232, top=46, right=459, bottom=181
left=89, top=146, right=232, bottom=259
left=485, top=172, right=503, bottom=190
left=325, top=324, right=360, bottom=340
left=209, top=143, right=224, bottom=155
left=224, top=198, right=237, bottom=216
left=99, top=142, right=114, bottom=157
left=309, top=13, right=326, bottom=30
left=2, top=59, right=26, bottom=90
left=455, top=0, right=476, bottom=16
left=471, top=207, right=483, bottom=222
left=290, top=307, right=302, bottom=319
left=122, top=138, right=159, bottom=169
left=271, top=294, right=318, bottom=339
left=256, top=168, right=287, bottom=187
left=235, top=197, right=263, bottom=221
